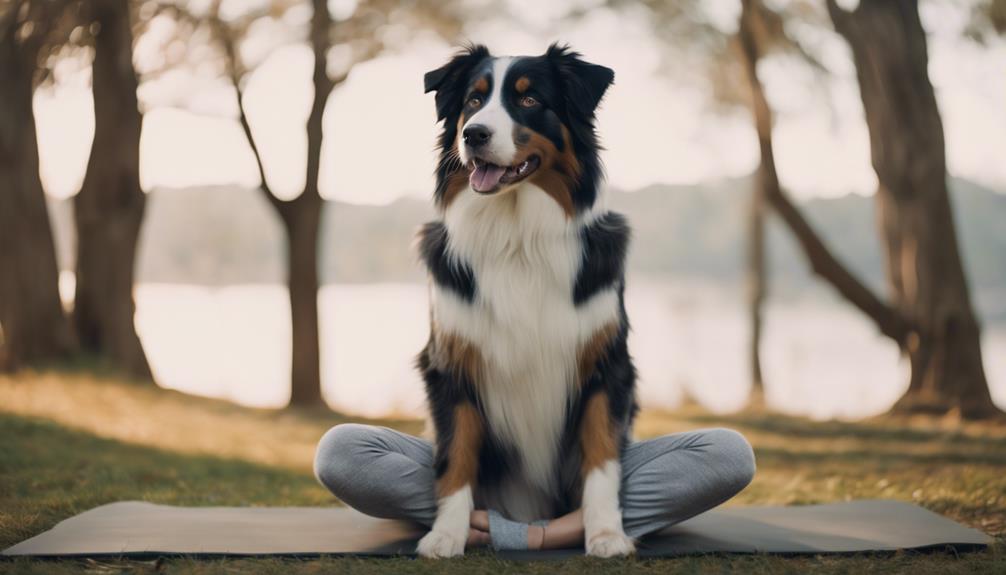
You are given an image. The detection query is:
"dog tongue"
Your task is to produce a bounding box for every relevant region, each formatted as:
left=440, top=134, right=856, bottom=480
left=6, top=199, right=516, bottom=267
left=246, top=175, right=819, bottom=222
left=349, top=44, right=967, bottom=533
left=470, top=163, right=507, bottom=193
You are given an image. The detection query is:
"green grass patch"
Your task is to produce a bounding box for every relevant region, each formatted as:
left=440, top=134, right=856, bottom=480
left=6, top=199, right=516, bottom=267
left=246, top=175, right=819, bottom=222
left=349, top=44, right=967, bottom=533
left=1, top=372, right=1004, bottom=573
left=0, top=413, right=333, bottom=550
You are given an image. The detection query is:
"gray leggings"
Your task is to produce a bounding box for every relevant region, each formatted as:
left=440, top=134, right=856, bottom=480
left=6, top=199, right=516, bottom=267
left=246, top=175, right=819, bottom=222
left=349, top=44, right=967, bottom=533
left=313, top=424, right=756, bottom=540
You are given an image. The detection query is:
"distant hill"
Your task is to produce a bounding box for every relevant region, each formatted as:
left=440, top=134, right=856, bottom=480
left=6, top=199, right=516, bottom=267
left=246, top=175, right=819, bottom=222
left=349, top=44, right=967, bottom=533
left=47, top=177, right=1006, bottom=320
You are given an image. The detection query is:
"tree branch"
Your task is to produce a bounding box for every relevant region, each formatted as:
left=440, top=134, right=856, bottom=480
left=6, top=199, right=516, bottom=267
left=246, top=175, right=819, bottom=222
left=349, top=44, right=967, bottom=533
left=233, top=70, right=285, bottom=212
left=152, top=1, right=286, bottom=212
left=0, top=1, right=21, bottom=42
left=220, top=32, right=283, bottom=209
left=299, top=0, right=337, bottom=205
left=5, top=0, right=71, bottom=69
left=738, top=0, right=913, bottom=346
left=197, top=1, right=290, bottom=217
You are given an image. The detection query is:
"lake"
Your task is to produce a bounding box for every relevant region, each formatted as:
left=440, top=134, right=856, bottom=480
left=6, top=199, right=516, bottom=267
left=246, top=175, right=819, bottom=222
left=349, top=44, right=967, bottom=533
left=103, top=278, right=1006, bottom=420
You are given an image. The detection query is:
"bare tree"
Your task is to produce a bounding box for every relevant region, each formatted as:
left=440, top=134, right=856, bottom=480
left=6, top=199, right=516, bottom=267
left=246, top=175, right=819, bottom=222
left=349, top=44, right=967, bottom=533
left=826, top=0, right=999, bottom=418
left=73, top=0, right=151, bottom=380
left=736, top=0, right=912, bottom=341
left=733, top=0, right=1004, bottom=420
left=166, top=0, right=461, bottom=407
left=627, top=0, right=997, bottom=418
left=736, top=0, right=932, bottom=414
left=598, top=1, right=771, bottom=401
left=0, top=0, right=77, bottom=369
left=615, top=1, right=855, bottom=404
left=198, top=0, right=335, bottom=407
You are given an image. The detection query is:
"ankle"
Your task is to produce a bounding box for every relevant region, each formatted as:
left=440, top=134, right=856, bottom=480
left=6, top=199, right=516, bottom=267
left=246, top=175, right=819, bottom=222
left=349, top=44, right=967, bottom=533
left=528, top=524, right=545, bottom=550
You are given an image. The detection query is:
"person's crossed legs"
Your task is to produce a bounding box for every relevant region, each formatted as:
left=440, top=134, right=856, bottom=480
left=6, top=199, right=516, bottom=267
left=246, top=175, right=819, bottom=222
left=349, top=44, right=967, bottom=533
left=313, top=423, right=756, bottom=550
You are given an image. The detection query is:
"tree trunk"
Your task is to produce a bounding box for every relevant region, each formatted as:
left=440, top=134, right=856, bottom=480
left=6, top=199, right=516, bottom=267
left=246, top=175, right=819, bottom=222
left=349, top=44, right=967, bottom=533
left=828, top=0, right=999, bottom=419
left=73, top=0, right=151, bottom=380
left=747, top=176, right=766, bottom=399
left=272, top=0, right=331, bottom=408
left=0, top=14, right=76, bottom=369
left=214, top=0, right=333, bottom=408
left=738, top=0, right=922, bottom=410
left=740, top=1, right=769, bottom=405
left=283, top=200, right=323, bottom=407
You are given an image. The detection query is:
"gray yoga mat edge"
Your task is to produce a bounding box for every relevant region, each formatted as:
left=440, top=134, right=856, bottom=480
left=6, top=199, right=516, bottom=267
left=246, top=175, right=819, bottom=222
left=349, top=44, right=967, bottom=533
left=3, top=499, right=992, bottom=559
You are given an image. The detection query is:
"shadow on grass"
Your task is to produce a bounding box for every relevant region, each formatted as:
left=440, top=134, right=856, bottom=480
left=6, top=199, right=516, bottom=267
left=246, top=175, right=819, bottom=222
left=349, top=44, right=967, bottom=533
left=0, top=412, right=335, bottom=551
left=681, top=410, right=1006, bottom=449
left=3, top=409, right=1004, bottom=574
left=751, top=445, right=1006, bottom=466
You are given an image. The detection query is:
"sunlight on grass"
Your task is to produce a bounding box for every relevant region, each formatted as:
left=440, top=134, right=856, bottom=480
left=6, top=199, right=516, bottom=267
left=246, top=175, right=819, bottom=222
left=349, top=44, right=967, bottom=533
left=2, top=370, right=1004, bottom=573
left=0, top=371, right=423, bottom=472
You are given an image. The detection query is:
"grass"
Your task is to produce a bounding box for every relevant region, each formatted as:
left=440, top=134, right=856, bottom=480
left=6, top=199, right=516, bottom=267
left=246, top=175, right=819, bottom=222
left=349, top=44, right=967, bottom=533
left=1, top=370, right=1005, bottom=574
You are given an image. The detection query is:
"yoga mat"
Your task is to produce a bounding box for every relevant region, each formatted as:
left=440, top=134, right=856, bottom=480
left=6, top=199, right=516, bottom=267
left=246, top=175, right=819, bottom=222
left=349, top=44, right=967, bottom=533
left=3, top=500, right=991, bottom=559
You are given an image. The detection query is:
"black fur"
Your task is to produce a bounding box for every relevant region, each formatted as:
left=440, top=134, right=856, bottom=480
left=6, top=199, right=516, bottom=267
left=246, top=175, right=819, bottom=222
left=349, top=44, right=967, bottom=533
left=545, top=44, right=613, bottom=212
left=416, top=345, right=473, bottom=480
left=416, top=342, right=513, bottom=492
left=424, top=45, right=492, bottom=207
left=416, top=221, right=477, bottom=303
left=418, top=44, right=635, bottom=522
left=573, top=212, right=631, bottom=305
left=424, top=43, right=613, bottom=213
left=423, top=44, right=492, bottom=121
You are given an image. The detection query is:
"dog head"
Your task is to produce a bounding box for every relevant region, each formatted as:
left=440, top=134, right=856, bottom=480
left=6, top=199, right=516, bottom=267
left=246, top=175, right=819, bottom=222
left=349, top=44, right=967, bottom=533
left=424, top=43, right=614, bottom=214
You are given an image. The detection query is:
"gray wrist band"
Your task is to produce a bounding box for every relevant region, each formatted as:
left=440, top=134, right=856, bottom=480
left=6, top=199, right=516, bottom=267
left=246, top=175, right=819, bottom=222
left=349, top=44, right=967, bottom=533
left=488, top=509, right=529, bottom=550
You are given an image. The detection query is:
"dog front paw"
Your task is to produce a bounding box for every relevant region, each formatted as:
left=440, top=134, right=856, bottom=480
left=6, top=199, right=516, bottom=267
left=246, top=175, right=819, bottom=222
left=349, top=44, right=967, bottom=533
left=586, top=528, right=635, bottom=557
left=417, top=529, right=466, bottom=558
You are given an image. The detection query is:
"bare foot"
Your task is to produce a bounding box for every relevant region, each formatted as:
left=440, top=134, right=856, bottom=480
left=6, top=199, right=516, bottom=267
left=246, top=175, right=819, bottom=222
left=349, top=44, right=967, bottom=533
left=467, top=528, right=490, bottom=547
left=470, top=510, right=489, bottom=531
left=528, top=524, right=545, bottom=550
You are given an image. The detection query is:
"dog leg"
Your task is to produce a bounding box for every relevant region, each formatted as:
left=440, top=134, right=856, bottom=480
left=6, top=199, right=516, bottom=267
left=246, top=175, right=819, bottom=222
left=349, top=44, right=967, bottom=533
left=580, top=392, right=634, bottom=557
left=418, top=403, right=482, bottom=558
left=582, top=460, right=634, bottom=556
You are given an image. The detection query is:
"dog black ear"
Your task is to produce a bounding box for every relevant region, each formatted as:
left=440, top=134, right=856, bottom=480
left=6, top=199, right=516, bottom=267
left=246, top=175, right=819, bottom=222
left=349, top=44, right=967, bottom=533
left=424, top=44, right=491, bottom=122
left=546, top=43, right=614, bottom=119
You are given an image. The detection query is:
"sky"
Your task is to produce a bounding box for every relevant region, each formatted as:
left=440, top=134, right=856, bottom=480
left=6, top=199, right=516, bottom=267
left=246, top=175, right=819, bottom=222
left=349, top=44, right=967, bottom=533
left=32, top=0, right=1006, bottom=205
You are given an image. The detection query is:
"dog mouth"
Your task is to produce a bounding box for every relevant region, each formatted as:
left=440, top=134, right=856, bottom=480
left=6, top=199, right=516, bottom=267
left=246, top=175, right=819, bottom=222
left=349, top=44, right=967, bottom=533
left=468, top=155, right=540, bottom=194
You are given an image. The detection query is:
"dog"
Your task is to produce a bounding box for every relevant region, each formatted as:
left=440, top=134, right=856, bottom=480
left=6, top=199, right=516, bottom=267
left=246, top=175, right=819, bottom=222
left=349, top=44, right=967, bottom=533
left=415, top=43, right=636, bottom=558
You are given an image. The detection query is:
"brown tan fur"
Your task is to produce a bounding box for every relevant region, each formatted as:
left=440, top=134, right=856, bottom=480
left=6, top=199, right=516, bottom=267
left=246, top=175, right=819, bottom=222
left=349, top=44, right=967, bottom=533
left=578, top=322, right=621, bottom=478
left=577, top=322, right=620, bottom=385
left=431, top=331, right=484, bottom=383
left=473, top=76, right=489, bottom=94
left=437, top=402, right=484, bottom=496
left=518, top=125, right=581, bottom=217
left=579, top=392, right=618, bottom=477
left=444, top=86, right=581, bottom=216
left=440, top=116, right=472, bottom=209
left=441, top=168, right=469, bottom=209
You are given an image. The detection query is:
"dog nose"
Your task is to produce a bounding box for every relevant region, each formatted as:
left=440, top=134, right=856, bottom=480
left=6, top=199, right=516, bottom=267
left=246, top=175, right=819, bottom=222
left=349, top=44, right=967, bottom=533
left=463, top=124, right=492, bottom=147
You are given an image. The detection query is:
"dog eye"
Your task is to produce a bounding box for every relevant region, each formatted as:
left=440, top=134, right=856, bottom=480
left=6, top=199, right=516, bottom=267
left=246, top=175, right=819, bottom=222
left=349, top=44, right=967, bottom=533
left=519, top=96, right=539, bottom=108
left=467, top=95, right=483, bottom=108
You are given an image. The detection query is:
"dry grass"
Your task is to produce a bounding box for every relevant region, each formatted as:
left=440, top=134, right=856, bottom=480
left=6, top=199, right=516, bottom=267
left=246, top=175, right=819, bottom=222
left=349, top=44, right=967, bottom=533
left=0, top=370, right=423, bottom=473
left=1, top=370, right=1004, bottom=574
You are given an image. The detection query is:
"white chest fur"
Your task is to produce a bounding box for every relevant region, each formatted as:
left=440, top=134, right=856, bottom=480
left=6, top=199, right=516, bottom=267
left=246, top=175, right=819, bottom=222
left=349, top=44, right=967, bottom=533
left=432, top=185, right=621, bottom=503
